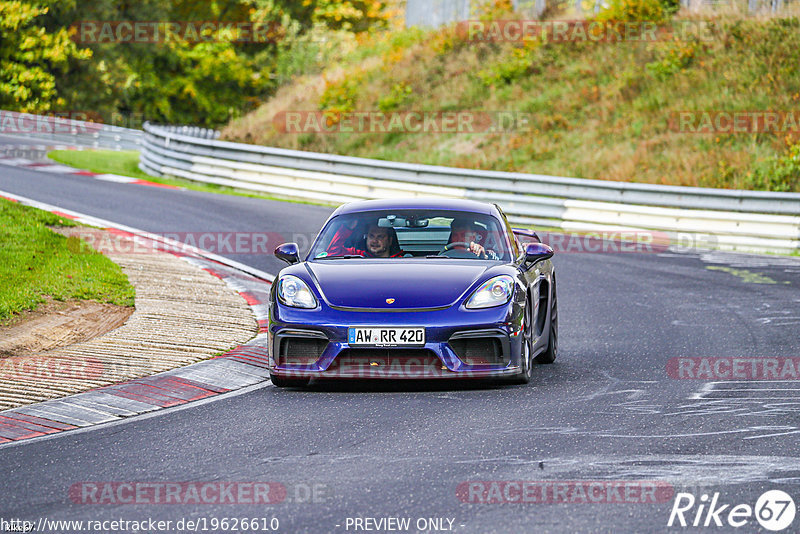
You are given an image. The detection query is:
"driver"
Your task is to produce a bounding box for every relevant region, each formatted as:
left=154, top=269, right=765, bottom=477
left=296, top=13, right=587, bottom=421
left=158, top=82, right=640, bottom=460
left=448, top=218, right=500, bottom=260
left=326, top=219, right=404, bottom=258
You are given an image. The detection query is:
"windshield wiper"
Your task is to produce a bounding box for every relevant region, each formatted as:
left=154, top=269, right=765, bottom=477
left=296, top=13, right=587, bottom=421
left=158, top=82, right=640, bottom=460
left=315, top=254, right=365, bottom=260
left=425, top=255, right=450, bottom=258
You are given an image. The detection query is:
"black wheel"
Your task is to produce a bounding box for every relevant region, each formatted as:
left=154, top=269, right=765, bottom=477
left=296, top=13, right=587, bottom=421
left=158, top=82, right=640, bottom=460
left=535, top=276, right=558, bottom=365
left=513, top=296, right=534, bottom=384
left=270, top=373, right=310, bottom=388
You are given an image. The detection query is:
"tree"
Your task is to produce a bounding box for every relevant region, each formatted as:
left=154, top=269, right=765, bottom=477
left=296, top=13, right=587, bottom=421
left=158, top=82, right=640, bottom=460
left=252, top=0, right=392, bottom=33
left=0, top=0, right=91, bottom=113
left=1, top=0, right=394, bottom=125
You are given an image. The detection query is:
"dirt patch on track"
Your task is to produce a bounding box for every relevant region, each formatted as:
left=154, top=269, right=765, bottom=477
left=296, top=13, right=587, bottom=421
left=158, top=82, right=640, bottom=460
left=0, top=299, right=133, bottom=358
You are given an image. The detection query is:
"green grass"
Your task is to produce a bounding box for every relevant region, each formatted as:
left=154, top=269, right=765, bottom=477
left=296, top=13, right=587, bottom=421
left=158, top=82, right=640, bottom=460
left=222, top=14, right=800, bottom=192
left=0, top=198, right=135, bottom=324
left=47, top=150, right=335, bottom=207
left=48, top=150, right=153, bottom=180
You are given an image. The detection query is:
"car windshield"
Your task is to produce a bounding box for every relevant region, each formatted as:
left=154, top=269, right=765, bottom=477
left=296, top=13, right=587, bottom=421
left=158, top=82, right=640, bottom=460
left=308, top=209, right=511, bottom=261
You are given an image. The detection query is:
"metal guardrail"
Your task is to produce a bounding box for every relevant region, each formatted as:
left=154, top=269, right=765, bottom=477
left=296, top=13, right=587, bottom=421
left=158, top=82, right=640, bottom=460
left=142, top=124, right=221, bottom=141
left=2, top=111, right=794, bottom=253
left=0, top=110, right=142, bottom=151
left=140, top=122, right=800, bottom=254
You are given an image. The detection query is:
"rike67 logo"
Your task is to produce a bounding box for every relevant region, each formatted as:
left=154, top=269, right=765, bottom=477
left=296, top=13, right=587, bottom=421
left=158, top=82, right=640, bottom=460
left=668, top=490, right=796, bottom=531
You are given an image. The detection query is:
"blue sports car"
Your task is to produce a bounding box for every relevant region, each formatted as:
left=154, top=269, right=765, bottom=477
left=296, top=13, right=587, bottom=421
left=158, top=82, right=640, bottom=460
left=268, top=198, right=557, bottom=387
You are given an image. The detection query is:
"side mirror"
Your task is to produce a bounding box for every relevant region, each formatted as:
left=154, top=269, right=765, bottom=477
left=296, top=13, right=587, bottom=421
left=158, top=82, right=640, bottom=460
left=513, top=228, right=541, bottom=243
left=525, top=242, right=554, bottom=264
left=275, top=242, right=300, bottom=265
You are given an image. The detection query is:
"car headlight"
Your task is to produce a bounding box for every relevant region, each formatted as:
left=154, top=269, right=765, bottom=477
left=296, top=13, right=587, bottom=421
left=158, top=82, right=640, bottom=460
left=277, top=275, right=318, bottom=309
left=465, top=275, right=515, bottom=309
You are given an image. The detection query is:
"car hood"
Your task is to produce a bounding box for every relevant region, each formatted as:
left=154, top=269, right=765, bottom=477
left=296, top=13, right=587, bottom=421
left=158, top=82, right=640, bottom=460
left=304, top=260, right=495, bottom=309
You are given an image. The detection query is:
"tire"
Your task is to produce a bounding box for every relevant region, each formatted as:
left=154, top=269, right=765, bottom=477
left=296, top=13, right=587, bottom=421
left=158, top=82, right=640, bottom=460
left=535, top=276, right=558, bottom=365
left=270, top=373, right=310, bottom=388
left=513, top=296, right=534, bottom=384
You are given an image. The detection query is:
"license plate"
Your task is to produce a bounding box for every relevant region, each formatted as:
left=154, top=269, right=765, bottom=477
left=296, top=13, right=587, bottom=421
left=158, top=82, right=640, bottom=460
left=348, top=327, right=425, bottom=347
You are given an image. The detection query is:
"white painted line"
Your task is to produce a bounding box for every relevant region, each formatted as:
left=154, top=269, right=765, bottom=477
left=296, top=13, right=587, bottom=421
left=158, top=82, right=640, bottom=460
left=0, top=381, right=272, bottom=450
left=249, top=304, right=270, bottom=321
left=72, top=391, right=160, bottom=413
left=689, top=382, right=718, bottom=400
left=62, top=397, right=140, bottom=417
left=26, top=164, right=80, bottom=173
left=12, top=406, right=95, bottom=427
left=708, top=387, right=800, bottom=392
left=708, top=380, right=800, bottom=388
left=0, top=158, right=34, bottom=166
left=743, top=430, right=800, bottom=440
left=94, top=173, right=138, bottom=183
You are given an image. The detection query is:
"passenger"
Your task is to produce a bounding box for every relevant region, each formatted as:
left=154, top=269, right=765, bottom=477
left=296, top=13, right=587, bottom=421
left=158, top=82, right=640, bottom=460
left=327, top=220, right=404, bottom=258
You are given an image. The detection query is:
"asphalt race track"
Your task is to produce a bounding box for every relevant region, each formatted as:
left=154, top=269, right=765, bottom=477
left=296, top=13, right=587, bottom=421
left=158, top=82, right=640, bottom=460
left=2, top=146, right=800, bottom=533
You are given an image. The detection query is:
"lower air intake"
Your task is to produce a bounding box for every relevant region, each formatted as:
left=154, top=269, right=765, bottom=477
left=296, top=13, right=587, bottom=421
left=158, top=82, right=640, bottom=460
left=449, top=338, right=505, bottom=366
left=278, top=338, right=327, bottom=365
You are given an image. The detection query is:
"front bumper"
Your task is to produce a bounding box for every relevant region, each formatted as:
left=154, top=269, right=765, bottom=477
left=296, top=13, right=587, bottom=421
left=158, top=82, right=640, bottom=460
left=268, top=301, right=523, bottom=380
